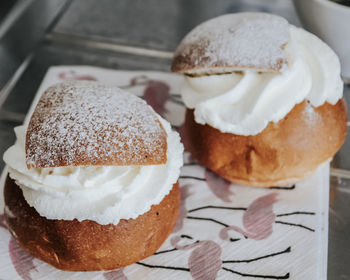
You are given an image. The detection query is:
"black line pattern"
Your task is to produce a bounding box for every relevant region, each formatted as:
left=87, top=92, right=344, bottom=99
left=275, top=221, right=315, bottom=232
left=223, top=247, right=291, bottom=264
left=222, top=267, right=290, bottom=279
left=188, top=205, right=247, bottom=213
left=186, top=215, right=316, bottom=233
left=137, top=262, right=190, bottom=272
left=154, top=248, right=178, bottom=255
left=150, top=243, right=291, bottom=278
left=183, top=162, right=198, bottom=166
left=230, top=238, right=241, bottom=242
left=180, top=175, right=206, bottom=181
left=269, top=185, right=295, bottom=190
left=186, top=216, right=229, bottom=227
left=276, top=211, right=315, bottom=217
left=181, top=234, right=194, bottom=240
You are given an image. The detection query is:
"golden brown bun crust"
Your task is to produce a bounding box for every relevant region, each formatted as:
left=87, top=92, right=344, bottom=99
left=4, top=176, right=180, bottom=271
left=185, top=99, right=347, bottom=187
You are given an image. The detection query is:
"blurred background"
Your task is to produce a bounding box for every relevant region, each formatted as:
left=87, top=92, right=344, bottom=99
left=0, top=0, right=349, bottom=278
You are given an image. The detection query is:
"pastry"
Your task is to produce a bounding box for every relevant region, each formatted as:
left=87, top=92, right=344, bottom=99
left=172, top=13, right=347, bottom=187
left=3, top=81, right=183, bottom=271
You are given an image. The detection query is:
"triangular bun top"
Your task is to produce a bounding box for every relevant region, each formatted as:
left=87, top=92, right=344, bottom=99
left=172, top=13, right=290, bottom=75
left=26, top=81, right=167, bottom=168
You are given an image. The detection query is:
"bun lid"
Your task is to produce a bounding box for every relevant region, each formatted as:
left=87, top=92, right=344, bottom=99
left=25, top=81, right=167, bottom=168
left=171, top=13, right=290, bottom=75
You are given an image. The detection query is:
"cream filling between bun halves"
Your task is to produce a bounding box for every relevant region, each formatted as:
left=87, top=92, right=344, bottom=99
left=3, top=117, right=183, bottom=225
left=181, top=26, right=343, bottom=136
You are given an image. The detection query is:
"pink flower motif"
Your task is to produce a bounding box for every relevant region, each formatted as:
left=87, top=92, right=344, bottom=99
left=103, top=268, right=128, bottom=280
left=173, top=184, right=194, bottom=233
left=220, top=193, right=278, bottom=240
left=143, top=80, right=170, bottom=117
left=171, top=236, right=222, bottom=280
left=1, top=214, right=37, bottom=279
left=58, top=71, right=97, bottom=81
left=188, top=241, right=222, bottom=280
left=205, top=169, right=234, bottom=203
left=9, top=237, right=36, bottom=280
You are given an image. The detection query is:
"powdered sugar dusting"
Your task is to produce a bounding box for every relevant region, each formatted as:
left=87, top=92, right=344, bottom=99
left=26, top=81, right=167, bottom=168
left=172, top=13, right=290, bottom=74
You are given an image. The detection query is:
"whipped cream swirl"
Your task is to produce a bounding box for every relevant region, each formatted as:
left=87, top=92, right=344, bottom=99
left=3, top=118, right=183, bottom=225
left=181, top=26, right=343, bottom=135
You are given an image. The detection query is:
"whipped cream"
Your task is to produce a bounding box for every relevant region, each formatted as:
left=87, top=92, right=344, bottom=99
left=3, top=118, right=183, bottom=225
left=181, top=26, right=343, bottom=136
